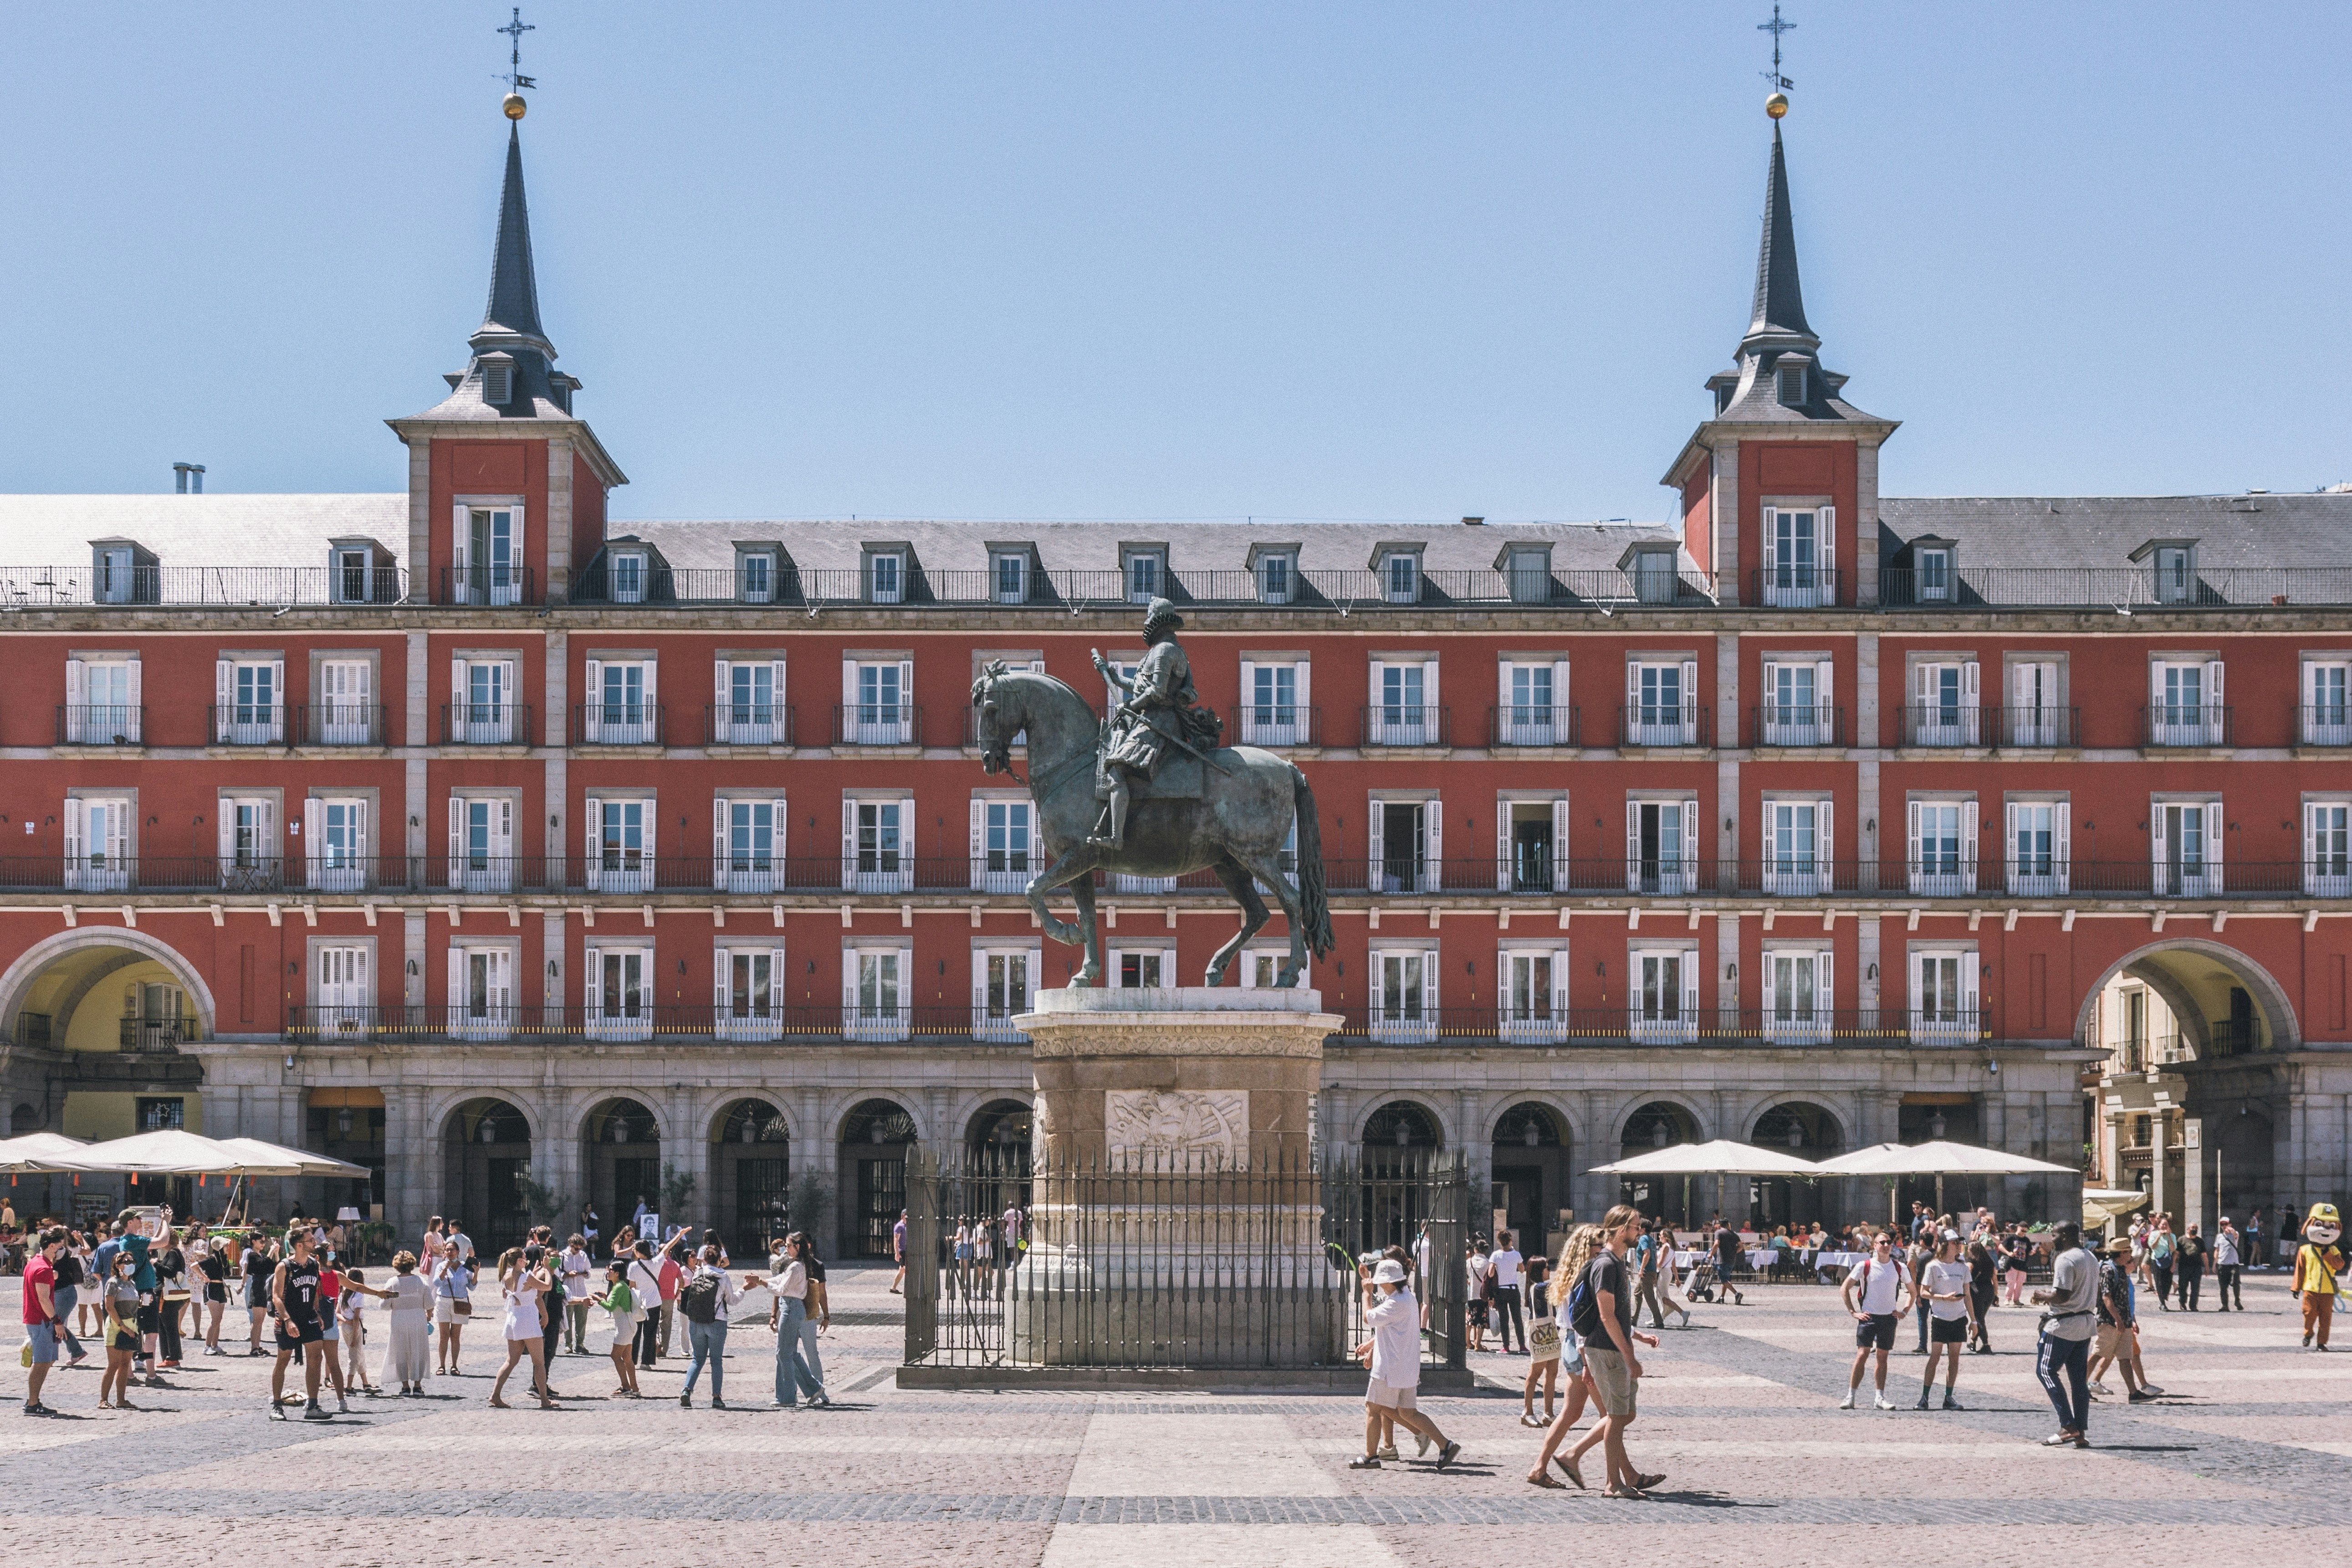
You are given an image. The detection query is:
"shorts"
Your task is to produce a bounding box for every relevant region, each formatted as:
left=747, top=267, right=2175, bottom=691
left=135, top=1301, right=159, bottom=1334
left=434, top=1297, right=465, bottom=1325
left=1583, top=1345, right=1637, bottom=1417
left=25, top=1323, right=56, bottom=1364
left=275, top=1317, right=324, bottom=1351
left=322, top=1317, right=340, bottom=1342
left=1855, top=1313, right=1897, bottom=1350
left=109, top=1327, right=139, bottom=1353
left=1364, top=1379, right=1417, bottom=1411
left=2095, top=1322, right=2128, bottom=1357
left=1930, top=1315, right=1968, bottom=1344
left=205, top=1283, right=226, bottom=1303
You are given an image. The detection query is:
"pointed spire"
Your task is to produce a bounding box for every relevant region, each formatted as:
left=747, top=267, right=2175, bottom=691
left=1740, top=123, right=1816, bottom=357
left=476, top=124, right=550, bottom=354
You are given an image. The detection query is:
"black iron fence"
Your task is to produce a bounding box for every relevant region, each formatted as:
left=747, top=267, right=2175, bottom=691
left=903, top=1149, right=1466, bottom=1374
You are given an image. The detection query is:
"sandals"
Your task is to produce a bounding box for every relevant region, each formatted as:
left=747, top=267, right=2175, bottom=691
left=1554, top=1456, right=1586, bottom=1490
left=1633, top=1471, right=1668, bottom=1490
left=1602, top=1484, right=1646, bottom=1500
left=1524, top=1470, right=1567, bottom=1489
left=1518, top=1413, right=1549, bottom=1428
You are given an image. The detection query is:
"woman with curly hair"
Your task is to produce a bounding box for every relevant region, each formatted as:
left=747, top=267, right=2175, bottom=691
left=1525, top=1225, right=1602, bottom=1488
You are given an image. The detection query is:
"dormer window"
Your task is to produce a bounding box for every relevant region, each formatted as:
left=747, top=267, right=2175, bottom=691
left=1376, top=549, right=1422, bottom=604
left=1258, top=552, right=1294, bottom=604
left=1618, top=542, right=1679, bottom=605
left=608, top=548, right=647, bottom=604
left=1503, top=546, right=1551, bottom=604
left=1916, top=547, right=1953, bottom=603
left=737, top=547, right=777, bottom=604
left=91, top=539, right=157, bottom=606
left=1776, top=363, right=1806, bottom=407
left=2155, top=546, right=2193, bottom=604
left=992, top=552, right=1029, bottom=604
left=480, top=354, right=515, bottom=407
left=1123, top=547, right=1165, bottom=603
left=869, top=550, right=904, bottom=604
left=329, top=538, right=391, bottom=605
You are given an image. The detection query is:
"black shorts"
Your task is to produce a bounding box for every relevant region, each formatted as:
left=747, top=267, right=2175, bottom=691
left=135, top=1300, right=159, bottom=1334
left=1931, top=1315, right=1969, bottom=1344
left=205, top=1283, right=227, bottom=1303
left=275, top=1316, right=323, bottom=1351
left=1856, top=1312, right=1897, bottom=1350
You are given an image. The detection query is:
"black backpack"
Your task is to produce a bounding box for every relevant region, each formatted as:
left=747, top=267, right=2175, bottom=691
left=678, top=1273, right=721, bottom=1325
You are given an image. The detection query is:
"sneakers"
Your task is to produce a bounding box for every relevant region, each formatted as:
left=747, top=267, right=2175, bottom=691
left=1837, top=1391, right=1856, bottom=1410
left=1942, top=1394, right=1963, bottom=1411
left=2086, top=1380, right=2112, bottom=1396
left=269, top=1401, right=288, bottom=1420
left=1435, top=1440, right=1462, bottom=1471
left=1348, top=1455, right=1381, bottom=1469
left=1913, top=1393, right=1930, bottom=1411
left=711, top=1399, right=727, bottom=1410
left=1413, top=1431, right=1432, bottom=1457
left=302, top=1402, right=331, bottom=1421
left=2127, top=1389, right=2158, bottom=1403
left=1375, top=1444, right=1399, bottom=1461
left=680, top=1394, right=692, bottom=1408
left=1873, top=1394, right=1897, bottom=1411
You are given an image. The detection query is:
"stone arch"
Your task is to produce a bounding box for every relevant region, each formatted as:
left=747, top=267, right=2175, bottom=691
left=0, top=925, right=220, bottom=1042
left=836, top=1097, right=920, bottom=1260
left=838, top=1096, right=920, bottom=1146
left=439, top=1095, right=536, bottom=1256
left=432, top=1091, right=542, bottom=1147
left=1356, top=1095, right=1449, bottom=1149
left=1608, top=1096, right=1708, bottom=1148
left=2071, top=939, right=2300, bottom=1057
left=1746, top=1099, right=1847, bottom=1231
left=1745, top=1098, right=1848, bottom=1152
left=708, top=1096, right=792, bottom=1258
left=1488, top=1100, right=1572, bottom=1252
left=580, top=1096, right=665, bottom=1238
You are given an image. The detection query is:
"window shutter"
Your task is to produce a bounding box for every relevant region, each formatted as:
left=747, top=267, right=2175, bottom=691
left=639, top=800, right=654, bottom=869
left=1494, top=801, right=1511, bottom=893
left=1495, top=661, right=1512, bottom=724
left=1959, top=799, right=1977, bottom=893
left=445, top=947, right=462, bottom=1019
left=841, top=798, right=856, bottom=888
left=1907, top=800, right=1923, bottom=887
left=1624, top=660, right=1640, bottom=721
left=1760, top=948, right=1777, bottom=1016
left=1961, top=660, right=1980, bottom=741
left=1239, top=659, right=1257, bottom=718
left=772, top=660, right=790, bottom=735
left=270, top=659, right=285, bottom=737
left=1369, top=794, right=1385, bottom=892
left=1819, top=505, right=1836, bottom=580
left=447, top=795, right=462, bottom=884
left=841, top=656, right=856, bottom=718
left=2306, top=803, right=2320, bottom=886
left=1760, top=508, right=1777, bottom=577
left=584, top=656, right=602, bottom=724
left=770, top=947, right=788, bottom=1013
left=2148, top=661, right=2163, bottom=712
left=1552, top=659, right=1571, bottom=727
left=642, top=658, right=657, bottom=713
left=2003, top=801, right=2018, bottom=889
left=1818, top=950, right=1833, bottom=1021
left=302, top=797, right=323, bottom=882
left=712, top=657, right=731, bottom=733
left=711, top=797, right=726, bottom=886
left=218, top=801, right=235, bottom=867
left=450, top=502, right=469, bottom=577
left=712, top=946, right=728, bottom=1013
left=1552, top=797, right=1572, bottom=888
left=256, top=799, right=273, bottom=863
left=1624, top=801, right=1641, bottom=892
left=772, top=797, right=787, bottom=865
left=1293, top=659, right=1310, bottom=723
left=1422, top=800, right=1442, bottom=887
left=2206, top=659, right=2224, bottom=707
left=2054, top=803, right=2071, bottom=895
left=584, top=796, right=603, bottom=885
left=899, top=660, right=915, bottom=737
left=65, top=658, right=85, bottom=716
left=123, top=660, right=139, bottom=730
left=2205, top=802, right=2224, bottom=892
left=2302, top=660, right=2316, bottom=712
left=1680, top=660, right=1699, bottom=731
left=214, top=659, right=231, bottom=741
left=452, top=657, right=467, bottom=731
left=1681, top=952, right=1701, bottom=1018
left=1818, top=798, right=1833, bottom=877
left=1814, top=659, right=1834, bottom=729
left=583, top=946, right=602, bottom=1017
left=1960, top=951, right=1980, bottom=1031
left=63, top=799, right=83, bottom=881
left=1760, top=660, right=1777, bottom=727
left=970, top=797, right=986, bottom=888
left=1680, top=799, right=1699, bottom=879
left=2149, top=801, right=2167, bottom=886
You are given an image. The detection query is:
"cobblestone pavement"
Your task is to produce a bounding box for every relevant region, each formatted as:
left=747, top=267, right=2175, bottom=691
left=1, top=1264, right=2344, bottom=1563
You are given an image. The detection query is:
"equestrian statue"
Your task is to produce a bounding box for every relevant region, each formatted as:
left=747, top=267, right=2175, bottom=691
left=969, top=598, right=1334, bottom=988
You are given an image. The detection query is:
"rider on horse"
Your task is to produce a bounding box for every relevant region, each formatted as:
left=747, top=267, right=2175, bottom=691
left=1088, top=598, right=1223, bottom=849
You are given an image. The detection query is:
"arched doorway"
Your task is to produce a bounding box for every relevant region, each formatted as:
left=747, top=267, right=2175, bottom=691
left=443, top=1098, right=532, bottom=1256
left=839, top=1098, right=917, bottom=1259
left=966, top=1099, right=1035, bottom=1244
left=1490, top=1102, right=1568, bottom=1255
left=1619, top=1101, right=1702, bottom=1227
left=584, top=1099, right=663, bottom=1240
left=1750, top=1102, right=1843, bottom=1229
left=1360, top=1099, right=1442, bottom=1247
left=711, top=1099, right=790, bottom=1258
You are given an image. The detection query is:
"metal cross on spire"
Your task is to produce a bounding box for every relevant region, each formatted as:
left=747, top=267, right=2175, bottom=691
left=498, top=6, right=537, bottom=95
left=1757, top=3, right=1795, bottom=93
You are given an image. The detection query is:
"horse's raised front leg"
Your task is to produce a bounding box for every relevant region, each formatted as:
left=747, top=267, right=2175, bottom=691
left=1025, top=845, right=1099, bottom=949
left=1230, top=850, right=1311, bottom=986
left=1204, top=856, right=1268, bottom=987
left=1069, top=876, right=1102, bottom=987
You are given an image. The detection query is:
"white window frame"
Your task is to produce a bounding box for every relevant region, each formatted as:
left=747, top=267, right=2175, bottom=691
left=1498, top=659, right=1571, bottom=746
left=1379, top=552, right=1421, bottom=605
left=2008, top=658, right=2062, bottom=747
left=970, top=794, right=1034, bottom=894
left=712, top=794, right=787, bottom=894
left=447, top=793, right=516, bottom=893
left=217, top=794, right=280, bottom=890
left=316, top=657, right=374, bottom=745
left=991, top=552, right=1029, bottom=605
left=1497, top=796, right=1571, bottom=894
left=714, top=943, right=789, bottom=1043
left=1124, top=549, right=1164, bottom=604
left=1624, top=797, right=1699, bottom=895
left=450, top=657, right=517, bottom=745
left=1239, top=659, right=1310, bottom=747
left=974, top=944, right=1042, bottom=1042
left=1905, top=797, right=1976, bottom=896
left=582, top=656, right=658, bottom=746
left=1629, top=946, right=1700, bottom=1044
left=713, top=656, right=788, bottom=746
left=312, top=943, right=373, bottom=1038
left=583, top=793, right=655, bottom=894
left=305, top=795, right=371, bottom=894
left=1625, top=659, right=1700, bottom=746
left=868, top=551, right=905, bottom=605
left=842, top=795, right=915, bottom=893
left=213, top=655, right=286, bottom=745
left=1759, top=503, right=1834, bottom=608
left=63, top=794, right=134, bottom=892
left=2150, top=659, right=2225, bottom=747
left=1111, top=945, right=1178, bottom=993
left=1761, top=795, right=1833, bottom=896
left=1497, top=944, right=1567, bottom=1044
left=446, top=944, right=516, bottom=1041
left=65, top=657, right=141, bottom=744
left=1910, top=659, right=1981, bottom=746
left=1369, top=796, right=1442, bottom=895
left=1915, top=546, right=1953, bottom=603
left=1760, top=945, right=1833, bottom=1045
left=2153, top=546, right=2195, bottom=605
left=582, top=943, right=653, bottom=1042
left=2302, top=658, right=2351, bottom=746
left=450, top=501, right=522, bottom=607
left=1760, top=658, right=1834, bottom=746
left=2004, top=797, right=2070, bottom=896
left=844, top=945, right=913, bottom=1041
left=2306, top=798, right=2352, bottom=897
left=2152, top=796, right=2225, bottom=898
left=737, top=549, right=777, bottom=605
left=842, top=658, right=915, bottom=746
left=1370, top=947, right=1436, bottom=1043
left=1255, top=552, right=1295, bottom=605
left=1368, top=658, right=1439, bottom=746
left=1909, top=949, right=1979, bottom=1045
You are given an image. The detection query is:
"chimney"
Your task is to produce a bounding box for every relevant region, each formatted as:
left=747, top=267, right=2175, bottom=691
left=1460, top=516, right=1484, bottom=526
left=172, top=463, right=205, bottom=495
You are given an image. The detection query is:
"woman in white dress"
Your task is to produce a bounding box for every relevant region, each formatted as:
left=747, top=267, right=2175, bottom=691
left=343, top=1251, right=432, bottom=1394
left=489, top=1244, right=560, bottom=1410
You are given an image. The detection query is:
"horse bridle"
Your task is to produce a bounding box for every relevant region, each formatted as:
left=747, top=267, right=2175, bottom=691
left=977, top=668, right=1097, bottom=806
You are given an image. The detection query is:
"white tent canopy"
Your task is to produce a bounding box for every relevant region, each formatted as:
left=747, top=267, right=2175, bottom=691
left=0, top=1133, right=89, bottom=1174
left=213, top=1137, right=368, bottom=1179
left=2083, top=1187, right=2150, bottom=1224
left=50, top=1130, right=307, bottom=1177
left=1588, top=1139, right=1823, bottom=1177
left=1808, top=1141, right=2077, bottom=1177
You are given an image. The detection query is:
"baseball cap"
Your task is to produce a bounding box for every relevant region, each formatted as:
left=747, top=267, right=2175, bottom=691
left=2220, top=1216, right=2232, bottom=1225
left=1939, top=1228, right=1960, bottom=1242
left=1372, top=1260, right=1407, bottom=1285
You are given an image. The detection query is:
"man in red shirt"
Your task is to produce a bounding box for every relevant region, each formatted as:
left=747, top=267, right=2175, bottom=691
left=21, top=1226, right=66, bottom=1416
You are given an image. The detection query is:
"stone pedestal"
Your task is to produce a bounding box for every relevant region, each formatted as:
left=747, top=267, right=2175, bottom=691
left=1009, top=986, right=1343, bottom=1369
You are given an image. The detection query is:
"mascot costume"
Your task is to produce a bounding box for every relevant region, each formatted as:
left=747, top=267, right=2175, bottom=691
left=2291, top=1203, right=2345, bottom=1350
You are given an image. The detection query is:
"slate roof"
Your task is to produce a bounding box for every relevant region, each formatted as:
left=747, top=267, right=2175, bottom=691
left=1878, top=494, right=2352, bottom=571
left=0, top=495, right=404, bottom=565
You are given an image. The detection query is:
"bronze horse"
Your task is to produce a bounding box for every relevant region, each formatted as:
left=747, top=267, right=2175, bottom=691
left=970, top=661, right=1333, bottom=987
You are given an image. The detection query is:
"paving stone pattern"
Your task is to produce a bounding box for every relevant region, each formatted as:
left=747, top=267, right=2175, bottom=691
left=1, top=1263, right=2345, bottom=1562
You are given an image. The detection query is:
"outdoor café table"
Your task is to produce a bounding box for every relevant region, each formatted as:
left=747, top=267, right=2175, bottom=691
left=1813, top=1250, right=1867, bottom=1283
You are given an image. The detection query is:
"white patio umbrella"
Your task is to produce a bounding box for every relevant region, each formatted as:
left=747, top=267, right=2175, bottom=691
left=51, top=1129, right=307, bottom=1177
left=0, top=1133, right=89, bottom=1173
left=1808, top=1140, right=2077, bottom=1177
left=2082, top=1187, right=2150, bottom=1225
left=213, top=1136, right=369, bottom=1178
left=1588, top=1139, right=1823, bottom=1176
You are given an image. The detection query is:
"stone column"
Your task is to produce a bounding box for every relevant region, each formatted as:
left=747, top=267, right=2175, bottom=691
left=2182, top=1115, right=2208, bottom=1237
left=2149, top=1108, right=2171, bottom=1225
left=1457, top=1086, right=1486, bottom=1223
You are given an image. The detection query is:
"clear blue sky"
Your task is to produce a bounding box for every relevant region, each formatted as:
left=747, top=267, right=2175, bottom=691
left=2, top=3, right=2346, bottom=524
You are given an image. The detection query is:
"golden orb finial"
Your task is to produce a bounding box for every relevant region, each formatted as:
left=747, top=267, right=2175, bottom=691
left=1765, top=91, right=1789, bottom=120
left=503, top=92, right=528, bottom=121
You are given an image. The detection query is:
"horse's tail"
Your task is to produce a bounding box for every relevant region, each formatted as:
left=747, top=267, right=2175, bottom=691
left=1289, top=765, right=1336, bottom=960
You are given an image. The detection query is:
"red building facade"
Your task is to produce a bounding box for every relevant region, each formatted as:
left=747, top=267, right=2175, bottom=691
left=0, top=114, right=2342, bottom=1257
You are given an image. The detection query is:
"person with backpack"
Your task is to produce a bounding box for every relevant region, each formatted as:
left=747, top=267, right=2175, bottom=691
left=1555, top=1206, right=1663, bottom=1498
left=676, top=1244, right=743, bottom=1409
left=1839, top=1229, right=1914, bottom=1410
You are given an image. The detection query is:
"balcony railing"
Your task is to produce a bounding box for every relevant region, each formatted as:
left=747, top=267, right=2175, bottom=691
left=0, top=565, right=409, bottom=608
left=574, top=703, right=665, bottom=747
left=1230, top=704, right=1322, bottom=749
left=1898, top=705, right=1987, bottom=748
left=1994, top=705, right=2076, bottom=747
left=706, top=703, right=797, bottom=747
left=282, top=1002, right=1028, bottom=1045
left=2143, top=704, right=2232, bottom=748
left=2300, top=705, right=2352, bottom=746
left=1882, top=564, right=2352, bottom=610
left=299, top=704, right=386, bottom=746
left=120, top=1017, right=191, bottom=1053
left=440, top=703, right=532, bottom=746
left=438, top=565, right=537, bottom=607
left=1359, top=705, right=1449, bottom=748
left=1617, top=705, right=1710, bottom=748
left=56, top=705, right=146, bottom=745
left=1751, top=567, right=1838, bottom=609
left=1329, top=1006, right=1985, bottom=1047
left=1488, top=705, right=1580, bottom=748
left=831, top=704, right=921, bottom=747
left=1751, top=704, right=1842, bottom=747
left=207, top=704, right=287, bottom=746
